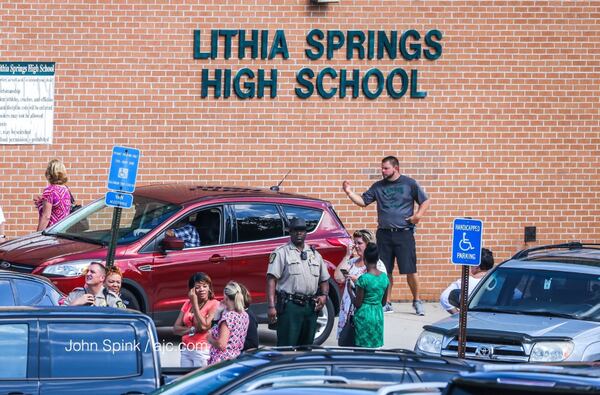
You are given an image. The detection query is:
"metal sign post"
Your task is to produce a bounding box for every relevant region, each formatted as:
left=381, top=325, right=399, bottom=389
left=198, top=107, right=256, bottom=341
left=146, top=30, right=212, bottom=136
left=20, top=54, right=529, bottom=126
left=451, top=218, right=483, bottom=359
left=105, top=206, right=122, bottom=269
left=457, top=265, right=470, bottom=358
left=105, top=146, right=140, bottom=268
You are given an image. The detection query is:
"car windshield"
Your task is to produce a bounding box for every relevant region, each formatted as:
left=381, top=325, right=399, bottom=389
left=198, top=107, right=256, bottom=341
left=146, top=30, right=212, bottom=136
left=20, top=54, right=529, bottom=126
left=469, top=267, right=600, bottom=322
left=44, top=196, right=181, bottom=246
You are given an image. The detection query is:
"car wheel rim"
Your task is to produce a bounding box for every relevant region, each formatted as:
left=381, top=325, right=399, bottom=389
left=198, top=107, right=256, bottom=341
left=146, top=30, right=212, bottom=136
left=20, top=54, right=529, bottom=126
left=315, top=306, right=329, bottom=338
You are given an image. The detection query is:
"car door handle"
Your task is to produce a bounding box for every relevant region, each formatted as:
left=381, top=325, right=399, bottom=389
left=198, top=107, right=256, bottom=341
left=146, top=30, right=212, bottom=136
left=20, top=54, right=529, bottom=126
left=209, top=255, right=227, bottom=264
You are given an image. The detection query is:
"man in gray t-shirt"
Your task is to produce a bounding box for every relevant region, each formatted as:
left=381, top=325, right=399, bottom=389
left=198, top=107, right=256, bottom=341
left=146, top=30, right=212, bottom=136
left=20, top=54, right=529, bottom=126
left=342, top=156, right=431, bottom=315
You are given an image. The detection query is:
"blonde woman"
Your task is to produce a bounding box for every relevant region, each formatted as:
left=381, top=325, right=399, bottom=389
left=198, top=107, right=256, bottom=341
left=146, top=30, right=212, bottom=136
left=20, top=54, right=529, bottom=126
left=207, top=281, right=249, bottom=365
left=35, top=159, right=71, bottom=231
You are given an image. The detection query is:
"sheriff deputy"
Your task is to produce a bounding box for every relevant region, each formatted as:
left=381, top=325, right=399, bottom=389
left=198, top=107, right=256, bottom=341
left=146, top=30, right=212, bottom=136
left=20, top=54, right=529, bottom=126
left=266, top=217, right=329, bottom=346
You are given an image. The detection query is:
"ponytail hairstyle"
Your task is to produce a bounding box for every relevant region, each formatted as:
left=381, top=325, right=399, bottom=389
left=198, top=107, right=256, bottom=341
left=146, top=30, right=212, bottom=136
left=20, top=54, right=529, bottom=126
left=363, top=242, right=379, bottom=266
left=223, top=281, right=245, bottom=313
left=353, top=229, right=376, bottom=244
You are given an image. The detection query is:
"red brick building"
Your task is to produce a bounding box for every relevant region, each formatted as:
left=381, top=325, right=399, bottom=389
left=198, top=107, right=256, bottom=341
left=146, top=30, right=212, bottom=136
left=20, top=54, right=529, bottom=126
left=1, top=1, right=599, bottom=301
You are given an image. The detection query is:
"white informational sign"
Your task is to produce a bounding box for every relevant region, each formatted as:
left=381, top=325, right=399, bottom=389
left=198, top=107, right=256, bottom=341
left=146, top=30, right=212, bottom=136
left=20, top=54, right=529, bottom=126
left=0, top=62, right=55, bottom=145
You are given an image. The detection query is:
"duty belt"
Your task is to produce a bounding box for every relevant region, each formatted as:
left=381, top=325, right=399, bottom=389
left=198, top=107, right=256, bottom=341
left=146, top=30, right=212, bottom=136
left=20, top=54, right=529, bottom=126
left=279, top=291, right=314, bottom=306
left=379, top=227, right=413, bottom=232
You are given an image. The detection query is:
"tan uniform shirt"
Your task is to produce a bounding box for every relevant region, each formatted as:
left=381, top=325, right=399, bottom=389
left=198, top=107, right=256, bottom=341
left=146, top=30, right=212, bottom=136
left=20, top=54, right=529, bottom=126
left=267, top=242, right=330, bottom=296
left=64, top=286, right=126, bottom=309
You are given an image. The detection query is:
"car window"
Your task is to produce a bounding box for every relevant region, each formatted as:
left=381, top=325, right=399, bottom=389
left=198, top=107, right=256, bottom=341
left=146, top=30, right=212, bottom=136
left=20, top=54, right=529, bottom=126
left=414, top=368, right=463, bottom=383
left=234, top=204, right=284, bottom=242
left=46, top=196, right=181, bottom=245
left=45, top=323, right=139, bottom=378
left=333, top=366, right=413, bottom=384
left=165, top=207, right=222, bottom=248
left=0, top=323, right=28, bottom=378
left=470, top=267, right=600, bottom=321
left=194, top=207, right=222, bottom=246
left=37, top=287, right=62, bottom=306
left=229, top=367, right=329, bottom=393
left=281, top=205, right=323, bottom=233
left=13, top=279, right=45, bottom=305
left=0, top=280, right=15, bottom=306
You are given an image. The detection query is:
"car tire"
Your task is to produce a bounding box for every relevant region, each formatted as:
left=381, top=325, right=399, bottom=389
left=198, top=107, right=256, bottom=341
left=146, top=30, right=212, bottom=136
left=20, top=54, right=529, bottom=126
left=313, top=298, right=335, bottom=345
left=120, top=288, right=141, bottom=311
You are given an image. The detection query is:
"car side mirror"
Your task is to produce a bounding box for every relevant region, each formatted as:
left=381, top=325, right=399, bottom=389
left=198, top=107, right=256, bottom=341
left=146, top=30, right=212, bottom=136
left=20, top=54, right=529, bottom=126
left=448, top=289, right=461, bottom=308
left=161, top=235, right=184, bottom=251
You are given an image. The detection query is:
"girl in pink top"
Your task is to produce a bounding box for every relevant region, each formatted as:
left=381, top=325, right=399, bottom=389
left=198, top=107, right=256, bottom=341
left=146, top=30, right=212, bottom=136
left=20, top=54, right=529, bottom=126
left=34, top=159, right=71, bottom=231
left=207, top=281, right=249, bottom=366
left=173, top=273, right=220, bottom=368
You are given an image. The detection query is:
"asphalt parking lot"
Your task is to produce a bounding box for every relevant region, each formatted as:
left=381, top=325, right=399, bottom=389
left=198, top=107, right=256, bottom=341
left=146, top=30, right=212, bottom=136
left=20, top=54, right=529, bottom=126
left=157, top=301, right=449, bottom=367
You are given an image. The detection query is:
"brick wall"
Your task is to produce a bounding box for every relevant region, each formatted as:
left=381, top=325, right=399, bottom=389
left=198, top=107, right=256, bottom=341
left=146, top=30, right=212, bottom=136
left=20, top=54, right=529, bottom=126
left=1, top=1, right=599, bottom=301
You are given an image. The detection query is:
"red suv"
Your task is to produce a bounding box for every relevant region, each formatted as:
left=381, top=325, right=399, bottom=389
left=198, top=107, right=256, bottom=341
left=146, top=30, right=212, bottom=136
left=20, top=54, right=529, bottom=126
left=0, top=184, right=351, bottom=343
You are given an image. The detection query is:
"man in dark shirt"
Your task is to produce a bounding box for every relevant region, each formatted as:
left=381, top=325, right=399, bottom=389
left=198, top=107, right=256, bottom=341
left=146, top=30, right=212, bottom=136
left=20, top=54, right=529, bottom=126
left=342, top=156, right=431, bottom=315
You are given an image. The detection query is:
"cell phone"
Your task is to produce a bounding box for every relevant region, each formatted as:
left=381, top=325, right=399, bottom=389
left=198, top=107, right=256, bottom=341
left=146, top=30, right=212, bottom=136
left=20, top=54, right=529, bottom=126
left=340, top=269, right=349, bottom=276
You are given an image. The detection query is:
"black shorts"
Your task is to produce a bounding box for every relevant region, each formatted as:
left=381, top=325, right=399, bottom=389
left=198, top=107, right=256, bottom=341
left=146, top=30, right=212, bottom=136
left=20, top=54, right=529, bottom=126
left=376, top=228, right=417, bottom=275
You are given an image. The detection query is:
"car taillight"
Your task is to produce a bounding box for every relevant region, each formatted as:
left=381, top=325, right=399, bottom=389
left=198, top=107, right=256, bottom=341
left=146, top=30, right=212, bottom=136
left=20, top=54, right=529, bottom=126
left=326, top=237, right=351, bottom=247
left=325, top=237, right=352, bottom=255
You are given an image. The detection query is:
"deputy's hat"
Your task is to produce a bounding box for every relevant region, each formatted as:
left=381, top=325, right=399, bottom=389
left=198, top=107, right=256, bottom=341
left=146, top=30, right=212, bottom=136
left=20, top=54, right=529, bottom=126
left=289, top=217, right=307, bottom=230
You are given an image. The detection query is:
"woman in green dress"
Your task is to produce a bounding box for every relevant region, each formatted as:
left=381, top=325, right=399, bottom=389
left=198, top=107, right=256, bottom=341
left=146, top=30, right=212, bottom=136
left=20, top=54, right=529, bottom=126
left=351, top=242, right=389, bottom=348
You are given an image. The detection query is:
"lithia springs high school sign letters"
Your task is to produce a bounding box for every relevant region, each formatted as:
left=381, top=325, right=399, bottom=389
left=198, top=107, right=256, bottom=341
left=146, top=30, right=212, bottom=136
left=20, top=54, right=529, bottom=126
left=194, top=29, right=443, bottom=100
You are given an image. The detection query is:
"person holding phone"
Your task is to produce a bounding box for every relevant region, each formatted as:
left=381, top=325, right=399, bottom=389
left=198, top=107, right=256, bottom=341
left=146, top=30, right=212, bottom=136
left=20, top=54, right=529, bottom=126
left=63, top=262, right=125, bottom=308
left=334, top=229, right=387, bottom=342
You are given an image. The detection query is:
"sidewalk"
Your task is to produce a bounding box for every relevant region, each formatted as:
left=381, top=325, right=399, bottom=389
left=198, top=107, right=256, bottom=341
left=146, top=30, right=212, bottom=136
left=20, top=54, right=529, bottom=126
left=158, top=302, right=448, bottom=366
left=324, top=301, right=448, bottom=349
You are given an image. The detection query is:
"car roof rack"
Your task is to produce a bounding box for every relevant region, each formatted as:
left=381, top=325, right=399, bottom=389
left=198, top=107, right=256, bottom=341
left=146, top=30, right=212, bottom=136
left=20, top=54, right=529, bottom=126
left=243, top=375, right=349, bottom=392
left=512, top=242, right=600, bottom=260
left=376, top=381, right=448, bottom=395
left=257, top=345, right=419, bottom=358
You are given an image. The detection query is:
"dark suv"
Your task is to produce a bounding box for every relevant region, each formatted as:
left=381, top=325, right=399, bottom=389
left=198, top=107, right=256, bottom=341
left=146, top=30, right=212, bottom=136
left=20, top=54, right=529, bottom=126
left=0, top=184, right=351, bottom=343
left=153, top=346, right=478, bottom=395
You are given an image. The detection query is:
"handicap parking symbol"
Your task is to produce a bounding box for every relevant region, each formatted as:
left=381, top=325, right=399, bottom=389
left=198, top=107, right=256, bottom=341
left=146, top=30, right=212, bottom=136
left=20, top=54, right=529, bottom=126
left=117, top=167, right=129, bottom=179
left=452, top=218, right=483, bottom=266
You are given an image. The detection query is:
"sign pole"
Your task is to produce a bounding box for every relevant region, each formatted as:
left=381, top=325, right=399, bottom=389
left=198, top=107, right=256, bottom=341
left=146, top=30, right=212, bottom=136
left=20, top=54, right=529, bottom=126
left=105, top=145, right=140, bottom=269
left=451, top=217, right=483, bottom=360
left=457, top=265, right=470, bottom=359
left=106, top=207, right=122, bottom=268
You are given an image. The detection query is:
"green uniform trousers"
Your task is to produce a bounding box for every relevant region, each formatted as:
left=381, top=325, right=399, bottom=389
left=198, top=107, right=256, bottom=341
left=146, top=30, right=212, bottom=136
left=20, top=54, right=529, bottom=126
left=276, top=300, right=318, bottom=346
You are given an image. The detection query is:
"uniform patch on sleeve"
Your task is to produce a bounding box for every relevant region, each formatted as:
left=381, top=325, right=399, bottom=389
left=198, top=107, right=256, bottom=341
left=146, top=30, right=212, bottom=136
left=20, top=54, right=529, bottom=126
left=269, top=253, right=277, bottom=264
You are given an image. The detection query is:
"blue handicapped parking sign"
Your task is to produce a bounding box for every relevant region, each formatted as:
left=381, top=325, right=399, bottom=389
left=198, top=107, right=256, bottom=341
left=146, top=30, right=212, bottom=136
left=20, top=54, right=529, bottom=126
left=452, top=218, right=483, bottom=266
left=107, top=146, right=140, bottom=193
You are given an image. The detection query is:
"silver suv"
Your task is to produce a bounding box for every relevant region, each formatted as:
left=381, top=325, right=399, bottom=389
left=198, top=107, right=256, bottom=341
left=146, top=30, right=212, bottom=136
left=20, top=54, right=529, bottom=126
left=416, top=243, right=600, bottom=363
